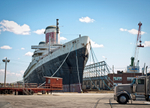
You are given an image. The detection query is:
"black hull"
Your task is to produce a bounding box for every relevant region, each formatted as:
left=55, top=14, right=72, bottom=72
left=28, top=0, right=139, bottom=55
left=24, top=46, right=89, bottom=92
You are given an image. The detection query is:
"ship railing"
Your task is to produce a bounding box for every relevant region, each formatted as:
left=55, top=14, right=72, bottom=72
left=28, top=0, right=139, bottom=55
left=0, top=83, right=38, bottom=88
left=24, top=83, right=38, bottom=88
left=0, top=83, right=22, bottom=88
left=38, top=83, right=63, bottom=89
left=0, top=83, right=63, bottom=90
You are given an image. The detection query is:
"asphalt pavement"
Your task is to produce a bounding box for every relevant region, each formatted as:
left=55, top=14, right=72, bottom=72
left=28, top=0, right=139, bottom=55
left=0, top=93, right=150, bottom=108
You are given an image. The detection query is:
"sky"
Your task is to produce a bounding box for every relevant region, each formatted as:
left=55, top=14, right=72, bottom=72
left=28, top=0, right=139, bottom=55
left=0, top=0, right=150, bottom=83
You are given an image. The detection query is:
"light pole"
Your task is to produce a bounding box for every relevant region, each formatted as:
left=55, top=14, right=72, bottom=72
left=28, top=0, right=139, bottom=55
left=2, top=57, right=10, bottom=87
left=112, top=65, right=114, bottom=87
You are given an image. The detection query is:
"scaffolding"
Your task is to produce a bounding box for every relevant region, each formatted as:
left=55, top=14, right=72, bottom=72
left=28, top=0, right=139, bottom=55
left=83, top=61, right=112, bottom=77
left=83, top=61, right=114, bottom=90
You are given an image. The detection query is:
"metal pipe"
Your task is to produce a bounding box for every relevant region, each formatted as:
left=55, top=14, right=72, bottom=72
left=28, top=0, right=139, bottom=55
left=142, top=63, right=146, bottom=75
left=112, top=65, right=114, bottom=87
left=146, top=66, right=148, bottom=95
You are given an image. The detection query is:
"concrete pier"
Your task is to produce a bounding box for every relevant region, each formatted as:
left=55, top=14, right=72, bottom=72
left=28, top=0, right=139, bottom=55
left=0, top=93, right=150, bottom=108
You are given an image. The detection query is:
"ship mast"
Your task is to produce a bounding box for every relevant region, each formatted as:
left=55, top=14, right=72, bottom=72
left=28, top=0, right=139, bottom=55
left=56, top=19, right=59, bottom=44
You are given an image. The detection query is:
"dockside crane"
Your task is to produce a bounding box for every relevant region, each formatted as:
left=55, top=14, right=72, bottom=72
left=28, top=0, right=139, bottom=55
left=133, top=22, right=144, bottom=67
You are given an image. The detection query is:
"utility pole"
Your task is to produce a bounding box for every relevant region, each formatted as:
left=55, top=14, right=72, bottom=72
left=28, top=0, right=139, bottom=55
left=2, top=57, right=10, bottom=87
left=112, top=65, right=114, bottom=87
left=146, top=66, right=148, bottom=95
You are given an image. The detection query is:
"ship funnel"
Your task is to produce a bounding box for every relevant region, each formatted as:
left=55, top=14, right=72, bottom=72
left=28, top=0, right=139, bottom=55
left=44, top=20, right=60, bottom=45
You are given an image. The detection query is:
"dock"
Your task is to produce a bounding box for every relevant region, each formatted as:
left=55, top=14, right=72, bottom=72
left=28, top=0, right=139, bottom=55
left=0, top=77, right=63, bottom=95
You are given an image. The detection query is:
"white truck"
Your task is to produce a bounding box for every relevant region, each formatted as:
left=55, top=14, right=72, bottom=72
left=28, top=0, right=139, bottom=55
left=114, top=73, right=150, bottom=104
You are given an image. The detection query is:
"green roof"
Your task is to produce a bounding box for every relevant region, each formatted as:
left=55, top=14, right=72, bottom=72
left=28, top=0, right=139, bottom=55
left=46, top=25, right=56, bottom=29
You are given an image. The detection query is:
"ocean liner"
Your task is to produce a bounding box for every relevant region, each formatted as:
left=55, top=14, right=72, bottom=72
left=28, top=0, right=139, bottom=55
left=23, top=19, right=91, bottom=92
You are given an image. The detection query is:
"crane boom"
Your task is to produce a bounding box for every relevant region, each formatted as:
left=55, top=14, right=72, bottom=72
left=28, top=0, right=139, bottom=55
left=134, top=22, right=144, bottom=66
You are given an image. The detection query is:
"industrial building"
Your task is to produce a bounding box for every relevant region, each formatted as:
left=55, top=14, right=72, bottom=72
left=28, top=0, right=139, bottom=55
left=82, top=58, right=144, bottom=90
left=108, top=71, right=142, bottom=87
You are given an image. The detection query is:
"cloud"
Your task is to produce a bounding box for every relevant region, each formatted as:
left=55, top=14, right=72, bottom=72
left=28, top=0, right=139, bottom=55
left=0, top=20, right=30, bottom=35
left=20, top=70, right=24, bottom=74
left=120, top=28, right=127, bottom=31
left=120, top=28, right=145, bottom=35
left=8, top=72, right=15, bottom=75
left=15, top=73, right=22, bottom=77
left=128, top=29, right=145, bottom=35
left=90, top=40, right=104, bottom=48
left=102, top=56, right=107, bottom=60
left=60, top=37, right=67, bottom=41
left=33, top=29, right=45, bottom=35
left=143, top=41, right=150, bottom=47
left=79, top=16, right=95, bottom=23
left=0, top=69, right=22, bottom=77
left=128, top=29, right=138, bottom=35
left=0, top=69, right=4, bottom=74
left=0, top=45, right=12, bottom=49
left=102, top=56, right=105, bottom=58
left=21, top=48, right=25, bottom=50
left=25, top=52, right=33, bottom=56
left=0, top=69, right=14, bottom=75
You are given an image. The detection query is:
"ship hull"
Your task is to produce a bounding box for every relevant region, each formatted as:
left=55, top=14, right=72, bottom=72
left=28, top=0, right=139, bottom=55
left=24, top=46, right=89, bottom=92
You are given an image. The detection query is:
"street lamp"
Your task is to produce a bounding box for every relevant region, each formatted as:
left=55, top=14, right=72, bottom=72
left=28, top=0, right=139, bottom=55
left=2, top=57, right=10, bottom=87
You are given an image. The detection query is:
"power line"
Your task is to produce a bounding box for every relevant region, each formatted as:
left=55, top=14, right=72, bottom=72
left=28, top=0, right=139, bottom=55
left=10, top=59, right=30, bottom=63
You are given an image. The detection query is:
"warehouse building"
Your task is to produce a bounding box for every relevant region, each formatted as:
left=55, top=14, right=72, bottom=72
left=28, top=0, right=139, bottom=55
left=107, top=71, right=142, bottom=87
